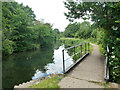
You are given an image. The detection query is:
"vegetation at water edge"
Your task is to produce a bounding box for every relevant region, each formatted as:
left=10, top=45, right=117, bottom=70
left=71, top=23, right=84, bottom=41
left=29, top=74, right=63, bottom=88
left=2, top=2, right=62, bottom=55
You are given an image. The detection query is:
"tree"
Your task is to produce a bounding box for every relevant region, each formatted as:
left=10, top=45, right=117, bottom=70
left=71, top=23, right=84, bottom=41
left=64, top=21, right=92, bottom=39
left=75, top=21, right=91, bottom=39
left=2, top=2, right=55, bottom=55
left=64, top=22, right=80, bottom=37
left=2, top=2, right=36, bottom=53
left=33, top=22, right=54, bottom=47
left=64, top=1, right=120, bottom=83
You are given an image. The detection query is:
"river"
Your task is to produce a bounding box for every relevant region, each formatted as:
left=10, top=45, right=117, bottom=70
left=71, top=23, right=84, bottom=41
left=2, top=42, right=74, bottom=88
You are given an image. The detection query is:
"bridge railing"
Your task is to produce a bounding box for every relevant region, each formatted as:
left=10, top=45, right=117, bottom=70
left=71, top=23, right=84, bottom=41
left=104, top=45, right=110, bottom=82
left=62, top=43, right=90, bottom=73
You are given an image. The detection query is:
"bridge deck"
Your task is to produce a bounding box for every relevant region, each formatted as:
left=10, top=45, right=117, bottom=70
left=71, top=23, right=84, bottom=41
left=58, top=43, right=105, bottom=88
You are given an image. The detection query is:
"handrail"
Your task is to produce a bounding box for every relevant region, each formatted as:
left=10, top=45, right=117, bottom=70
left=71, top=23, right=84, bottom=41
left=62, top=43, right=90, bottom=73
left=65, top=44, right=82, bottom=50
left=104, top=44, right=110, bottom=82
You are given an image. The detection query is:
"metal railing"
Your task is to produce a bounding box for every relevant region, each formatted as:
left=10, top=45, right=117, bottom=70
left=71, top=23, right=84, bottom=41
left=104, top=45, right=110, bottom=82
left=62, top=43, right=90, bottom=73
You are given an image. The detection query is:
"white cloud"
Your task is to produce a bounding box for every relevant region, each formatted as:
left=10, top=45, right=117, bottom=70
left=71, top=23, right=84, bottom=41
left=15, top=0, right=92, bottom=31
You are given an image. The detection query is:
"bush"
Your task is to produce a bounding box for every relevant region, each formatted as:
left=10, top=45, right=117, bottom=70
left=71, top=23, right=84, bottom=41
left=2, top=39, right=15, bottom=55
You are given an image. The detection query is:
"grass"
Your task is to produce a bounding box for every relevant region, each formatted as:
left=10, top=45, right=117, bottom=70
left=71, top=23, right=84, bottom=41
left=29, top=75, right=63, bottom=88
left=61, top=37, right=93, bottom=53
left=85, top=38, right=106, bottom=56
left=88, top=80, right=101, bottom=84
left=61, top=37, right=80, bottom=40
left=102, top=83, right=109, bottom=88
left=89, top=44, right=93, bottom=54
left=60, top=38, right=93, bottom=61
left=86, top=38, right=98, bottom=44
left=88, top=80, right=110, bottom=88
left=99, top=44, right=106, bottom=56
left=60, top=37, right=84, bottom=46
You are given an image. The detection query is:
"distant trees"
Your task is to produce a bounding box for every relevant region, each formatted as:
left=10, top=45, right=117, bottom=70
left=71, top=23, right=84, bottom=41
left=54, top=28, right=60, bottom=34
left=64, top=22, right=80, bottom=37
left=33, top=21, right=54, bottom=47
left=75, top=21, right=91, bottom=39
left=2, top=2, right=56, bottom=55
left=64, top=21, right=92, bottom=39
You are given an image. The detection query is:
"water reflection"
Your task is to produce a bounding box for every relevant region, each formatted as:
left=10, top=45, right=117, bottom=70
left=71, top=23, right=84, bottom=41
left=32, top=45, right=74, bottom=79
left=2, top=43, right=74, bottom=88
left=2, top=46, right=54, bottom=88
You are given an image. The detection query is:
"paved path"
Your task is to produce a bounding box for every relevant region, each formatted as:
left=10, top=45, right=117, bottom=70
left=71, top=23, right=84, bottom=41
left=58, top=43, right=105, bottom=88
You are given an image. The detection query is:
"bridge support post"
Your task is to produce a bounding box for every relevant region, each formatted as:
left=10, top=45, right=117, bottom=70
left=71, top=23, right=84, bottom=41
left=62, top=50, right=65, bottom=73
left=74, top=46, right=76, bottom=61
left=85, top=43, right=86, bottom=54
left=81, top=45, right=82, bottom=57
left=88, top=43, right=89, bottom=52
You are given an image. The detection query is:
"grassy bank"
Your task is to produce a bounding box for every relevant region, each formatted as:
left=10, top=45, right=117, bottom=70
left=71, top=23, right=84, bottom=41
left=61, top=38, right=104, bottom=56
left=60, top=38, right=93, bottom=61
left=60, top=37, right=84, bottom=46
left=60, top=38, right=93, bottom=54
left=29, top=74, right=64, bottom=88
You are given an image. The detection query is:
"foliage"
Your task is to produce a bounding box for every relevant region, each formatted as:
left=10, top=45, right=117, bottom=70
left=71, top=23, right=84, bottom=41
left=2, top=2, right=55, bottom=55
left=2, top=39, right=15, bottom=54
left=53, top=28, right=61, bottom=42
left=64, top=22, right=80, bottom=37
left=75, top=21, right=91, bottom=39
left=61, top=38, right=82, bottom=46
left=63, top=21, right=104, bottom=44
left=99, top=44, right=106, bottom=55
left=64, top=1, right=120, bottom=83
left=34, top=21, right=55, bottom=47
left=64, top=21, right=92, bottom=39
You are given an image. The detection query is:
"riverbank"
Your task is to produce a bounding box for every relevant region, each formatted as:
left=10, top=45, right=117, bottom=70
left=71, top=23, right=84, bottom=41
left=14, top=43, right=119, bottom=89
left=14, top=74, right=64, bottom=88
left=60, top=38, right=93, bottom=54
left=14, top=73, right=119, bottom=89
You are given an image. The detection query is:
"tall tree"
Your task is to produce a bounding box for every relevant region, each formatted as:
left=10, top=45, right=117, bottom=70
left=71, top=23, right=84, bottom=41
left=64, top=1, right=120, bottom=83
left=64, top=22, right=80, bottom=37
left=2, top=2, right=55, bottom=55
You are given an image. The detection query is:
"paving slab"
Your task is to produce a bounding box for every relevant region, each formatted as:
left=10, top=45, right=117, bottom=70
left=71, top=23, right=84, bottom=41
left=59, top=77, right=104, bottom=88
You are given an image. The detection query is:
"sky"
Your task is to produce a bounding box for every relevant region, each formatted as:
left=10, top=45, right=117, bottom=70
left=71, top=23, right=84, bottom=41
left=15, top=0, right=92, bottom=31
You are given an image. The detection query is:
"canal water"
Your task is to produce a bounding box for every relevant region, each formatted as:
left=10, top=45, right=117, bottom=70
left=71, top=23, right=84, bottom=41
left=2, top=43, right=74, bottom=88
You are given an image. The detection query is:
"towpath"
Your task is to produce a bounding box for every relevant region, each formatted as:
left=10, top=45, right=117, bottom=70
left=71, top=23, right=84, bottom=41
left=58, top=43, right=105, bottom=88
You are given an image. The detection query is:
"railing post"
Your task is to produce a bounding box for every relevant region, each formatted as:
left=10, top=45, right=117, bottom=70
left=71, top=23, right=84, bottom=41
left=64, top=40, right=65, bottom=44
left=74, top=46, right=75, bottom=54
left=104, top=45, right=110, bottom=82
left=81, top=45, right=82, bottom=57
left=85, top=43, right=86, bottom=54
left=74, top=46, right=76, bottom=60
left=106, top=45, right=109, bottom=81
left=62, top=50, right=65, bottom=73
left=72, top=41, right=74, bottom=44
left=107, top=45, right=110, bottom=80
left=88, top=43, right=89, bottom=52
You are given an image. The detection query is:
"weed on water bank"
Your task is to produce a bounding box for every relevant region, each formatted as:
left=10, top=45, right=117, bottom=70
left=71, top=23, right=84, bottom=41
left=29, top=74, right=64, bottom=88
